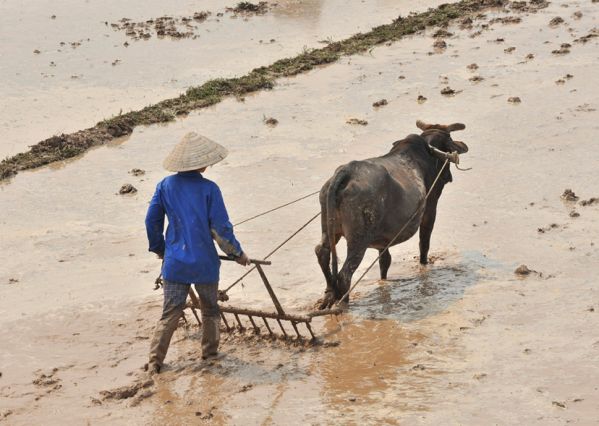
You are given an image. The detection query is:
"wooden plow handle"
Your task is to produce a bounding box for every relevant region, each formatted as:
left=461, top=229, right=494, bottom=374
left=218, top=255, right=271, bottom=266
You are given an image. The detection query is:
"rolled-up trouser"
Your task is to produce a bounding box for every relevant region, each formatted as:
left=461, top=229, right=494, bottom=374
left=148, top=281, right=220, bottom=368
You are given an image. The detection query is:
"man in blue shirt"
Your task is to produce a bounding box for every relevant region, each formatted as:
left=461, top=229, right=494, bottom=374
left=145, top=132, right=249, bottom=374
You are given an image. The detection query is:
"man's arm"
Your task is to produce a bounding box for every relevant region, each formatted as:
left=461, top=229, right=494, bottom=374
left=208, top=184, right=246, bottom=262
left=145, top=184, right=166, bottom=258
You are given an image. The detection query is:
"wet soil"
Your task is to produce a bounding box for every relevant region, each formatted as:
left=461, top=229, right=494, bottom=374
left=0, top=0, right=507, bottom=181
left=1, top=0, right=599, bottom=424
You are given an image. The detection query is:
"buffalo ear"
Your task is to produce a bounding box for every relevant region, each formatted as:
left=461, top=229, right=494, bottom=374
left=416, top=120, right=430, bottom=131
left=447, top=123, right=466, bottom=132
left=450, top=140, right=468, bottom=154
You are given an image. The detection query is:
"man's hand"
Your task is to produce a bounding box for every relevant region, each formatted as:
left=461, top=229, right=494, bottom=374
left=235, top=252, right=250, bottom=266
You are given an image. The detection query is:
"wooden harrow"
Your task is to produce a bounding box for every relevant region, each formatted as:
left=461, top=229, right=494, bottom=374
left=186, top=256, right=341, bottom=342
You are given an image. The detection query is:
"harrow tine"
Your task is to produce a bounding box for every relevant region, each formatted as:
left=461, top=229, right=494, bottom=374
left=290, top=321, right=302, bottom=339
left=261, top=317, right=273, bottom=336
left=276, top=319, right=288, bottom=338
left=248, top=316, right=260, bottom=334
left=233, top=313, right=244, bottom=331
left=305, top=322, right=316, bottom=340
left=220, top=312, right=231, bottom=332
left=190, top=306, right=202, bottom=326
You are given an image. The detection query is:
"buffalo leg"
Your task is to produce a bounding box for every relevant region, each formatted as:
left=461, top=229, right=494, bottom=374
left=419, top=198, right=439, bottom=265
left=336, top=243, right=368, bottom=305
left=379, top=249, right=391, bottom=279
left=316, top=232, right=341, bottom=309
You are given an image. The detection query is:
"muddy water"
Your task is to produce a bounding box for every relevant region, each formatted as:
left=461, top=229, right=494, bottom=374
left=1, top=0, right=599, bottom=424
left=0, top=0, right=446, bottom=158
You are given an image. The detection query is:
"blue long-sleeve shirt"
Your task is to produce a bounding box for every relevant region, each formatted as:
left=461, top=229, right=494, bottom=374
left=145, top=171, right=243, bottom=284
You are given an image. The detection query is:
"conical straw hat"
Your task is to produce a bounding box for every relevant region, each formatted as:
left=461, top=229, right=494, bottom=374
left=163, top=132, right=228, bottom=172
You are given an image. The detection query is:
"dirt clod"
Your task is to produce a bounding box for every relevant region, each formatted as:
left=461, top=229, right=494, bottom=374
left=552, top=400, right=566, bottom=408
left=467, top=63, right=479, bottom=71
left=440, top=86, right=457, bottom=96
left=508, top=96, right=521, bottom=104
left=417, top=95, right=427, bottom=103
left=119, top=184, right=137, bottom=195
left=552, top=44, right=571, bottom=55
left=346, top=118, right=368, bottom=126
left=515, top=265, right=533, bottom=276
left=561, top=189, right=579, bottom=201
left=129, top=168, right=145, bottom=176
left=469, top=75, right=484, bottom=83
left=549, top=17, right=564, bottom=27
left=100, top=379, right=153, bottom=401
left=580, top=197, right=599, bottom=206
left=372, top=99, right=388, bottom=108
left=569, top=211, right=580, bottom=218
left=433, top=39, right=447, bottom=50
left=263, top=116, right=278, bottom=126
left=504, top=46, right=516, bottom=53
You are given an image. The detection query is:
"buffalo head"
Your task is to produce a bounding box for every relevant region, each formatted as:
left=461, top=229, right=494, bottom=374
left=416, top=120, right=468, bottom=154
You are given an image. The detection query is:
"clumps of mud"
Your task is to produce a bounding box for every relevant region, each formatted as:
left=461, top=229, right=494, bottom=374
left=504, top=46, right=516, bottom=53
left=119, top=184, right=137, bottom=195
left=508, top=96, right=521, bottom=104
left=432, top=39, right=447, bottom=51
left=129, top=168, right=145, bottom=176
left=263, top=116, right=278, bottom=126
left=467, top=63, right=479, bottom=71
left=537, top=223, right=561, bottom=233
left=226, top=2, right=272, bottom=16
left=580, top=197, right=599, bottom=207
left=441, top=86, right=461, bottom=96
left=346, top=118, right=368, bottom=126
left=510, top=0, right=550, bottom=13
left=372, top=99, right=388, bottom=108
left=100, top=379, right=154, bottom=404
left=417, top=95, right=428, bottom=103
left=573, top=28, right=599, bottom=44
left=548, top=16, right=565, bottom=27
left=552, top=43, right=571, bottom=55
left=432, top=29, right=453, bottom=38
left=0, top=0, right=516, bottom=181
left=561, top=188, right=579, bottom=202
left=489, top=16, right=522, bottom=25
left=562, top=189, right=598, bottom=208
left=469, top=75, right=484, bottom=83
left=110, top=13, right=210, bottom=41
left=555, top=74, right=574, bottom=85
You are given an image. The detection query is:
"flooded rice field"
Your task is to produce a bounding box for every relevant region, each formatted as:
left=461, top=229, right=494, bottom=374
left=1, top=0, right=598, bottom=424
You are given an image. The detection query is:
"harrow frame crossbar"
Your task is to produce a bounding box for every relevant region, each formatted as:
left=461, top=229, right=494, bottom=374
left=186, top=256, right=341, bottom=341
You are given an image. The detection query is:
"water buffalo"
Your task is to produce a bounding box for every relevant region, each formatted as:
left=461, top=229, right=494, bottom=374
left=315, top=120, right=468, bottom=309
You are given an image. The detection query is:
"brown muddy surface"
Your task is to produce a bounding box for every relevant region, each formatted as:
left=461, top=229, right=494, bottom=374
left=1, top=0, right=599, bottom=424
left=0, top=0, right=447, bottom=159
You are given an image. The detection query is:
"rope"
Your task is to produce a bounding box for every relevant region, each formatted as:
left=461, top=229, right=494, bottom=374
left=337, top=158, right=450, bottom=305
left=233, top=190, right=320, bottom=227
left=223, top=211, right=321, bottom=293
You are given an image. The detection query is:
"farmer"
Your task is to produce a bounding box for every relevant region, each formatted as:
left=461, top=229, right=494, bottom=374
left=145, top=132, right=249, bottom=375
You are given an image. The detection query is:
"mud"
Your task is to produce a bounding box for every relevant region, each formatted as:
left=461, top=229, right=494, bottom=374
left=1, top=0, right=599, bottom=424
left=0, top=0, right=507, bottom=181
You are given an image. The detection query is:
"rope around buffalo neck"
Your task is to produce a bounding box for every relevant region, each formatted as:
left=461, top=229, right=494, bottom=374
left=336, top=158, right=450, bottom=305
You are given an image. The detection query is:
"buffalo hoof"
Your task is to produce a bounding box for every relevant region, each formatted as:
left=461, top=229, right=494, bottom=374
left=318, top=291, right=336, bottom=310
left=419, top=258, right=428, bottom=265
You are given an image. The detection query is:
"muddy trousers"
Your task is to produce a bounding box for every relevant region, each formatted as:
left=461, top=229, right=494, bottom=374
left=148, top=281, right=220, bottom=369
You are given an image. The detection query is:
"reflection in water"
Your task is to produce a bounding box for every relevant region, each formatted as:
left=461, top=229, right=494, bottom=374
left=315, top=253, right=496, bottom=418
left=353, top=253, right=493, bottom=322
